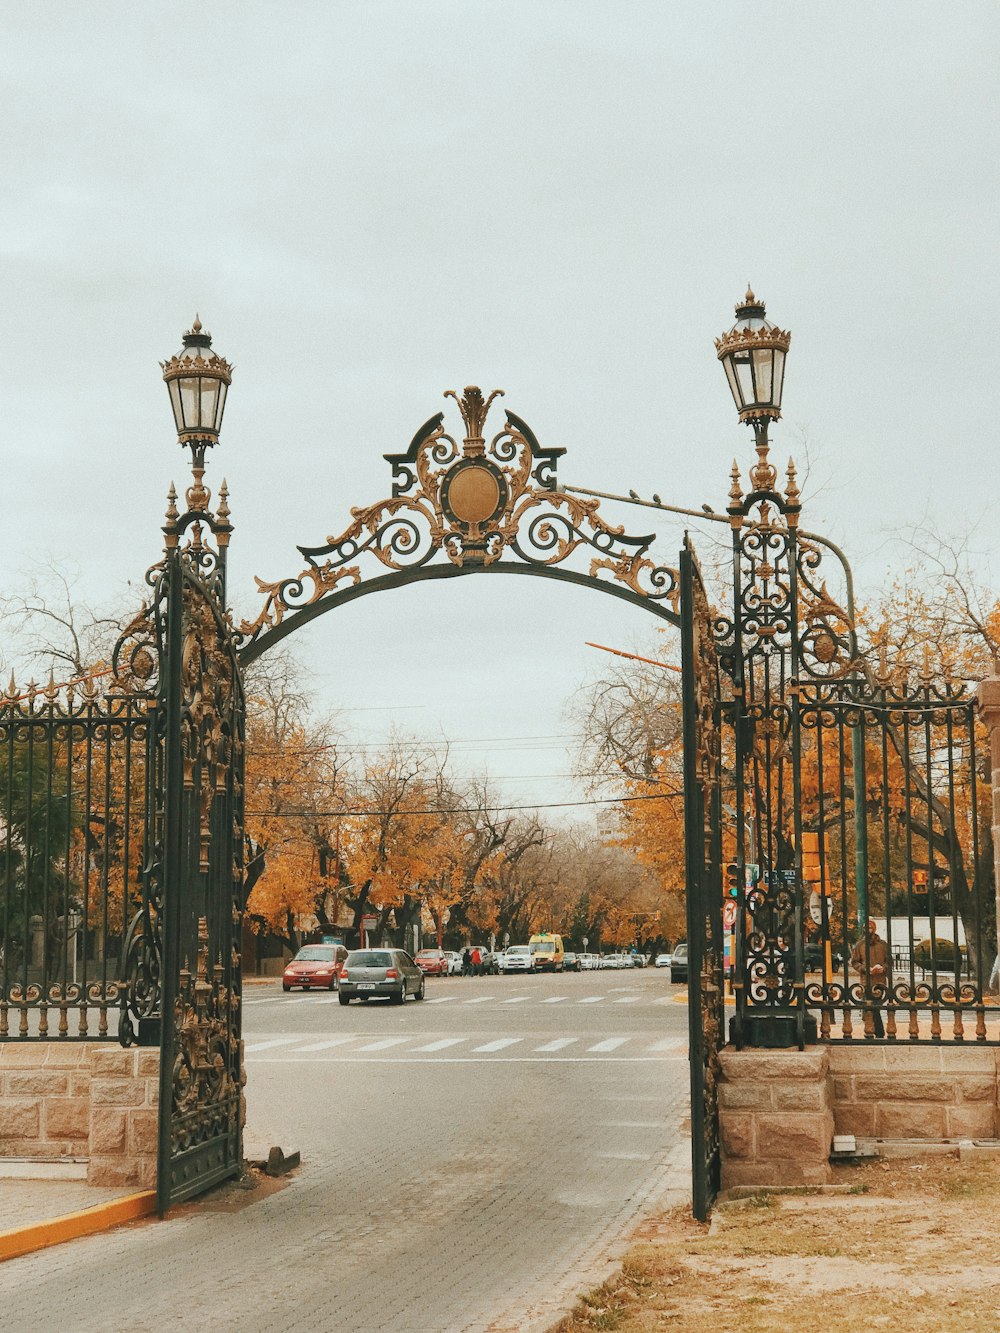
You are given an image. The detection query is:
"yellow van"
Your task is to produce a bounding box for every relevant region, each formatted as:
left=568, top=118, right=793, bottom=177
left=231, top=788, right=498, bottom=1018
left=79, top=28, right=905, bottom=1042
left=529, top=933, right=565, bottom=973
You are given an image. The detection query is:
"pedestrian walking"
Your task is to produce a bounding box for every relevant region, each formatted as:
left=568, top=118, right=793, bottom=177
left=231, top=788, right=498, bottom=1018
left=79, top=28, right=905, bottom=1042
left=471, top=945, right=482, bottom=976
left=462, top=947, right=472, bottom=977
left=851, top=917, right=888, bottom=1038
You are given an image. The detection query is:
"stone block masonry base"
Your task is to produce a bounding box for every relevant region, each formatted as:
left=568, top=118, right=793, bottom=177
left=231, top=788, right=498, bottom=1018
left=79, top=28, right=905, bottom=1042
left=718, top=1044, right=1000, bottom=1190
left=718, top=1048, right=834, bottom=1189
left=0, top=1044, right=159, bottom=1190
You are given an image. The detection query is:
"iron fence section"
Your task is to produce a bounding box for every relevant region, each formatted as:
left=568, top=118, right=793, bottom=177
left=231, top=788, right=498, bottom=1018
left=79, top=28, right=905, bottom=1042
left=0, top=681, right=152, bottom=1040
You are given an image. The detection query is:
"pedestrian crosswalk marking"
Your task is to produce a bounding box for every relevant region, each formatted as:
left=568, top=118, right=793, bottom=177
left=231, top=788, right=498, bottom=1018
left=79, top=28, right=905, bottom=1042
left=578, top=996, right=603, bottom=1004
left=426, top=996, right=457, bottom=1004
left=473, top=1038, right=521, bottom=1052
left=295, top=1036, right=358, bottom=1052
left=541, top=997, right=568, bottom=1004
left=414, top=1037, right=466, bottom=1052
left=587, top=1038, right=629, bottom=1052
left=243, top=1036, right=299, bottom=1053
left=463, top=996, right=493, bottom=1004
left=501, top=996, right=530, bottom=1004
left=356, top=1037, right=410, bottom=1051
left=534, top=1038, right=576, bottom=1052
left=612, top=997, right=641, bottom=1004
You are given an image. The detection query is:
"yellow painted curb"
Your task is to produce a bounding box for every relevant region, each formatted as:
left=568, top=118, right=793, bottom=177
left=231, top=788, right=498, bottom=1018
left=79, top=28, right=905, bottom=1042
left=0, top=1189, right=157, bottom=1263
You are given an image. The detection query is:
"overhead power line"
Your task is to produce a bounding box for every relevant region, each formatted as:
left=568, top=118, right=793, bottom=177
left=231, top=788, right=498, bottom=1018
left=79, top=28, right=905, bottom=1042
left=245, top=788, right=684, bottom=818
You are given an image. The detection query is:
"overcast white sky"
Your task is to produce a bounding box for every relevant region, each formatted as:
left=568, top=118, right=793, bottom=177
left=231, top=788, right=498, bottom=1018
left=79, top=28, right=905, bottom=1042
left=1, top=3, right=996, bottom=819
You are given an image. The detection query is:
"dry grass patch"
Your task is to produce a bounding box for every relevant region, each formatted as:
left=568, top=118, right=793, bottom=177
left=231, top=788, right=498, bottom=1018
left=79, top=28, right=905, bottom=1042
left=551, top=1159, right=1000, bottom=1332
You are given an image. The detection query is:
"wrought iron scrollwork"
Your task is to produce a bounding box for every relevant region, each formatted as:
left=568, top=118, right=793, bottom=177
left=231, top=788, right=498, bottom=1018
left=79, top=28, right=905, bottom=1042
left=233, top=387, right=680, bottom=653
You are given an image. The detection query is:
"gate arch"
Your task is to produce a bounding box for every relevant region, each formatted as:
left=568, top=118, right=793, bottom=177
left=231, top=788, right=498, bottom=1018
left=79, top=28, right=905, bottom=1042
left=233, top=387, right=681, bottom=667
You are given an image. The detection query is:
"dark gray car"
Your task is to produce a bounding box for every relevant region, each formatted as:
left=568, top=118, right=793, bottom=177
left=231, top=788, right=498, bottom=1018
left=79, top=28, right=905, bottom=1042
left=338, top=948, right=425, bottom=1005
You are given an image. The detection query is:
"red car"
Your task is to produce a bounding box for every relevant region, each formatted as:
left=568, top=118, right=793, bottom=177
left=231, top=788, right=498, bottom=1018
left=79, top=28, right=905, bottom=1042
left=414, top=948, right=449, bottom=976
left=283, top=944, right=348, bottom=991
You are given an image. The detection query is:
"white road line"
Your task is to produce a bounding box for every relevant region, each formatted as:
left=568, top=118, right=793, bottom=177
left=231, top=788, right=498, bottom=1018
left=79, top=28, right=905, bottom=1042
left=251, top=1056, right=672, bottom=1064
left=356, top=1037, right=410, bottom=1051
left=426, top=996, right=458, bottom=1004
left=463, top=996, right=494, bottom=1004
left=587, top=1038, right=629, bottom=1053
left=244, top=1037, right=299, bottom=1053
left=648, top=1038, right=686, bottom=1053
left=612, top=997, right=641, bottom=1004
left=534, top=1038, right=577, bottom=1052
left=598, top=1151, right=653, bottom=1161
left=501, top=996, right=530, bottom=1005
left=541, top=997, right=568, bottom=1004
left=294, top=1037, right=358, bottom=1052
left=578, top=996, right=603, bottom=1004
left=473, top=1038, right=522, bottom=1052
left=413, top=1038, right=466, bottom=1052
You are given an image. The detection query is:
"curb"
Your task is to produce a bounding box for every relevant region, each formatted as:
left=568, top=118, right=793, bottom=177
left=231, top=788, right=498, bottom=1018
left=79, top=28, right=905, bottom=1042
left=0, top=1190, right=157, bottom=1263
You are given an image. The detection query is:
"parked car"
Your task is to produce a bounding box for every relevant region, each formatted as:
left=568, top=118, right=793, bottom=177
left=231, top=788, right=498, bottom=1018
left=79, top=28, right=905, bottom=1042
left=444, top=950, right=464, bottom=975
left=654, top=952, right=673, bottom=969
left=338, top=949, right=425, bottom=1004
left=802, top=942, right=846, bottom=972
left=670, top=942, right=688, bottom=983
left=492, top=951, right=507, bottom=972
left=563, top=951, right=581, bottom=972
left=501, top=944, right=534, bottom=973
left=282, top=943, right=348, bottom=992
left=579, top=953, right=599, bottom=970
left=414, top=948, right=449, bottom=976
left=631, top=953, right=646, bottom=968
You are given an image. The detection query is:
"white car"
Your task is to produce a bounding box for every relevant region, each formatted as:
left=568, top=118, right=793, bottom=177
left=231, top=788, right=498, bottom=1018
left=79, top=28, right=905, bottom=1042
left=579, top=953, right=598, bottom=970
left=655, top=953, right=672, bottom=968
left=501, top=945, right=534, bottom=973
left=444, top=951, right=463, bottom=975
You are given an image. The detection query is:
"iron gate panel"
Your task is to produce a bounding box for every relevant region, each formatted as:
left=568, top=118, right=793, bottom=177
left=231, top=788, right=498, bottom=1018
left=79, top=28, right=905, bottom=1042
left=680, top=538, right=724, bottom=1222
left=153, top=553, right=245, bottom=1212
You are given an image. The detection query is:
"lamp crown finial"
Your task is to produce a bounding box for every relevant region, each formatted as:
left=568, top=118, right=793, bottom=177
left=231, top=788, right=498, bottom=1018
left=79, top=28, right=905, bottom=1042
left=745, top=285, right=755, bottom=304
left=192, top=313, right=202, bottom=333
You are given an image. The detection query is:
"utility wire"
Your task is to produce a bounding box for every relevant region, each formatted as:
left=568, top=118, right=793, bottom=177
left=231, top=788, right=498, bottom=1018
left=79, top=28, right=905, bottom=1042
left=246, top=788, right=684, bottom=818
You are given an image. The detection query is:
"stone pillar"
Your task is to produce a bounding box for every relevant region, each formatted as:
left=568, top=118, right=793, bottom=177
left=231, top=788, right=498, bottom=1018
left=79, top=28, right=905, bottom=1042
left=975, top=672, right=1000, bottom=969
left=87, top=1047, right=160, bottom=1189
left=718, top=1047, right=834, bottom=1189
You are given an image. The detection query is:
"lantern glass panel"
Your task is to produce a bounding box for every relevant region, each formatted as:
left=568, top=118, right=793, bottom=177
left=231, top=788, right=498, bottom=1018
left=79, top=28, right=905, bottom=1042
left=723, top=357, right=742, bottom=411
left=200, top=377, right=220, bottom=430
left=735, top=352, right=754, bottom=407
left=214, top=378, right=228, bottom=432
left=180, top=377, right=200, bottom=430
left=751, top=348, right=773, bottom=406
left=168, top=379, right=184, bottom=435
left=772, top=348, right=786, bottom=411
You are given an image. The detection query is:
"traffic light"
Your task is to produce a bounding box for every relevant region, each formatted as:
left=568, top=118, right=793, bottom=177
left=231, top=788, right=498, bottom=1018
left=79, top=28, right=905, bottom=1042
left=801, top=830, right=821, bottom=886
left=913, top=869, right=929, bottom=895
left=725, top=862, right=740, bottom=897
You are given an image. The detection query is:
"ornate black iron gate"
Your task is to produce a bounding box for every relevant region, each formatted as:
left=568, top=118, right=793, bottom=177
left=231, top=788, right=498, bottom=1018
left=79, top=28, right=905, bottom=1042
left=152, top=546, right=245, bottom=1212
left=680, top=539, right=724, bottom=1221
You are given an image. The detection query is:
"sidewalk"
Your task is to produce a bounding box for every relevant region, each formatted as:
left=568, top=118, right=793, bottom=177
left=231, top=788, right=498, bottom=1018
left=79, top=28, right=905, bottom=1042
left=0, top=1177, right=156, bottom=1263
left=552, top=1152, right=1000, bottom=1332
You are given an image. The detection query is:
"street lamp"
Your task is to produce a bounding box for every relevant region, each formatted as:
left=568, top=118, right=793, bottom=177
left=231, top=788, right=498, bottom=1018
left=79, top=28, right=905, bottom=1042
left=715, top=288, right=790, bottom=490
left=161, top=315, right=233, bottom=448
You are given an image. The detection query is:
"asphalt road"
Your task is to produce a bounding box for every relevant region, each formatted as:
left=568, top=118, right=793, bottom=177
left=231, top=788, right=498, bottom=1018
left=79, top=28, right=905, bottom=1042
left=1, top=966, right=691, bottom=1333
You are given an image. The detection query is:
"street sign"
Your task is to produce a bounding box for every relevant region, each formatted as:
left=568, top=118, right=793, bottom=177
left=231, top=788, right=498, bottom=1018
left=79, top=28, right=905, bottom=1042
left=723, top=899, right=737, bottom=930
left=582, top=936, right=589, bottom=951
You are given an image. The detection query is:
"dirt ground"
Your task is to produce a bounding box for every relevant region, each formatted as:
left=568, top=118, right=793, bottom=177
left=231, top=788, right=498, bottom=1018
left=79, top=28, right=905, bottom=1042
left=552, top=1156, right=1000, bottom=1332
